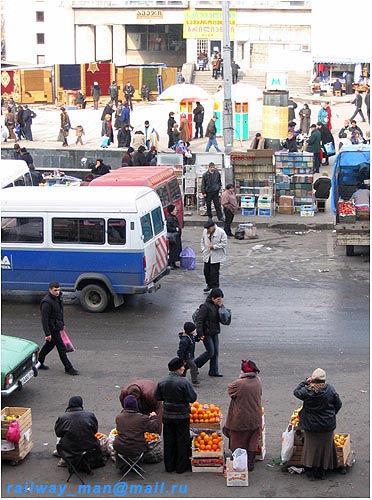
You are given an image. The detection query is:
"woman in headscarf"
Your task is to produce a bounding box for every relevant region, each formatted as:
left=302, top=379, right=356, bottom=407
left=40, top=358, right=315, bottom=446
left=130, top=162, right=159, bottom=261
left=179, top=113, right=191, bottom=143
left=294, top=368, right=342, bottom=479
left=223, top=359, right=262, bottom=471
left=166, top=204, right=182, bottom=269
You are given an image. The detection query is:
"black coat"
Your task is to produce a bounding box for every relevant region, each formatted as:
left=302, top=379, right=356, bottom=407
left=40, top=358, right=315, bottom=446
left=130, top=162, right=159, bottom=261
left=177, top=332, right=196, bottom=360
left=41, top=292, right=64, bottom=335
left=167, top=116, right=176, bottom=135
left=201, top=169, right=221, bottom=194
left=101, top=105, right=114, bottom=121
left=132, top=151, right=149, bottom=166
left=195, top=295, right=221, bottom=337
left=55, top=407, right=100, bottom=460
left=283, top=136, right=298, bottom=152
left=319, top=125, right=334, bottom=145
left=154, top=373, right=197, bottom=420
left=166, top=213, right=182, bottom=263
left=117, top=127, right=131, bottom=148
left=91, top=163, right=110, bottom=176
left=193, top=104, right=204, bottom=124
left=294, top=381, right=342, bottom=432
left=314, top=176, right=331, bottom=199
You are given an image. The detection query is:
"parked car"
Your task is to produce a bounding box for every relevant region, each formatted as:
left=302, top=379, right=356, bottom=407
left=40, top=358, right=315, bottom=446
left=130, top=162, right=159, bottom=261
left=1, top=334, right=40, bottom=396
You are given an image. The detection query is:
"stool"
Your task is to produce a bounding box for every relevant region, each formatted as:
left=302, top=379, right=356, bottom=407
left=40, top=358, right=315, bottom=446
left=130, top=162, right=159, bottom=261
left=76, top=103, right=83, bottom=109
left=117, top=452, right=145, bottom=480
left=57, top=445, right=96, bottom=485
left=315, top=199, right=327, bottom=212
left=335, top=90, right=341, bottom=97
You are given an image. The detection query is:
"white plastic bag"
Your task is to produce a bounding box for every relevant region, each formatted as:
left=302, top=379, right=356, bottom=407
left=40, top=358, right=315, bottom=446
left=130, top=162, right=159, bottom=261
left=281, top=424, right=295, bottom=463
left=232, top=448, right=247, bottom=471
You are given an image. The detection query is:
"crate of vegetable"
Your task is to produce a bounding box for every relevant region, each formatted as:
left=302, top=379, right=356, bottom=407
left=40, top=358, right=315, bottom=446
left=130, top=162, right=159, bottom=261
left=338, top=201, right=356, bottom=222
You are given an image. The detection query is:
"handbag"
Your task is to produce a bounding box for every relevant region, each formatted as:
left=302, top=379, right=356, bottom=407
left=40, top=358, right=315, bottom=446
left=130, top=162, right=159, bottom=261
left=61, top=328, right=75, bottom=353
left=324, top=141, right=335, bottom=156
left=218, top=305, right=232, bottom=325
left=166, top=232, right=177, bottom=244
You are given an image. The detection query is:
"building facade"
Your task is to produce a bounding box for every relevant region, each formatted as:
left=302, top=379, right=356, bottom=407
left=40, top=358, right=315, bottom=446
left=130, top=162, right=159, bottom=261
left=2, top=0, right=312, bottom=70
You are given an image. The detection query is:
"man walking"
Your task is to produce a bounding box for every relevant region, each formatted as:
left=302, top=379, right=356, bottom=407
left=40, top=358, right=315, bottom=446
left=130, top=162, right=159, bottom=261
left=350, top=90, right=366, bottom=122
left=124, top=81, right=135, bottom=111
left=221, top=184, right=238, bottom=236
left=231, top=61, right=240, bottom=84
left=193, top=101, right=204, bottom=139
left=108, top=81, right=119, bottom=108
left=205, top=115, right=222, bottom=153
left=201, top=220, right=227, bottom=292
left=154, top=357, right=197, bottom=474
left=201, top=162, right=224, bottom=221
left=38, top=281, right=79, bottom=375
left=22, top=105, right=36, bottom=141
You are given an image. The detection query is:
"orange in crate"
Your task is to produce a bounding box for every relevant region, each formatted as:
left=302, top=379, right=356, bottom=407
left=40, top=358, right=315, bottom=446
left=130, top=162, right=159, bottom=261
left=189, top=401, right=222, bottom=425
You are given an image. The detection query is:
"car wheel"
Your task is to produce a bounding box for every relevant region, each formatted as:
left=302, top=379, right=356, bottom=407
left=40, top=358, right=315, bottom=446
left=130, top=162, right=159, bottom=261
left=80, top=284, right=109, bottom=313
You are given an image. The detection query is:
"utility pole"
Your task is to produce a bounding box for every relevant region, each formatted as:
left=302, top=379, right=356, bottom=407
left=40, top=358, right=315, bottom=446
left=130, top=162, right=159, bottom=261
left=222, top=1, right=234, bottom=185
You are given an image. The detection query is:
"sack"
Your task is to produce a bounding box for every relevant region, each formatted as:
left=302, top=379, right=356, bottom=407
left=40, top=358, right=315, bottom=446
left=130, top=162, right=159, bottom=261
left=61, top=328, right=75, bottom=353
left=57, top=130, right=64, bottom=142
left=235, top=229, right=245, bottom=240
left=281, top=424, right=295, bottom=463
left=324, top=141, right=335, bottom=156
left=95, top=433, right=108, bottom=456
left=232, top=448, right=247, bottom=471
left=6, top=421, right=21, bottom=443
left=143, top=437, right=163, bottom=463
left=100, top=136, right=109, bottom=148
left=179, top=246, right=196, bottom=270
left=218, top=305, right=232, bottom=325
left=166, top=232, right=177, bottom=244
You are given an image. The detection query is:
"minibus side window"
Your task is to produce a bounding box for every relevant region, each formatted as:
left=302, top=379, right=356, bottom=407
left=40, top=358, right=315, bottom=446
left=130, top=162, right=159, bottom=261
left=14, top=175, right=25, bottom=187
left=108, top=219, right=126, bottom=245
left=168, top=178, right=181, bottom=202
left=52, top=218, right=105, bottom=244
left=156, top=184, right=170, bottom=207
left=151, top=207, right=164, bottom=235
left=140, top=213, right=153, bottom=243
left=24, top=172, right=33, bottom=186
left=1, top=217, right=43, bottom=243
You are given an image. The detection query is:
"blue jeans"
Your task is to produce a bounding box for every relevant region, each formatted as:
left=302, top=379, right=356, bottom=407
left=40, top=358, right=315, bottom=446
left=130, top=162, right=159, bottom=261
left=205, top=135, right=221, bottom=153
left=194, top=334, right=219, bottom=375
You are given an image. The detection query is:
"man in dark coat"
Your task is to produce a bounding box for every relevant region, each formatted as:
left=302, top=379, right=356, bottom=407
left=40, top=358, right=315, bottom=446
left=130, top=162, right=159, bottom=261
left=38, top=281, right=78, bottom=375
left=313, top=172, right=331, bottom=200
left=194, top=288, right=225, bottom=377
left=123, top=81, right=135, bottom=111
left=155, top=357, right=197, bottom=473
left=91, top=82, right=101, bottom=110
left=101, top=101, right=114, bottom=122
left=317, top=122, right=335, bottom=166
left=167, top=112, right=176, bottom=148
left=20, top=147, right=34, bottom=167
left=306, top=124, right=322, bottom=173
left=166, top=204, right=182, bottom=269
left=55, top=396, right=104, bottom=471
left=121, top=147, right=134, bottom=167
left=350, top=90, right=366, bottom=122
left=91, top=159, right=110, bottom=177
left=193, top=102, right=205, bottom=139
left=231, top=61, right=240, bottom=84
left=288, top=97, right=298, bottom=122
left=119, top=379, right=162, bottom=434
left=22, top=105, right=36, bottom=141
left=108, top=81, right=119, bottom=108
left=114, top=395, right=159, bottom=459
left=117, top=124, right=131, bottom=148
left=132, top=145, right=149, bottom=166
left=201, top=161, right=223, bottom=220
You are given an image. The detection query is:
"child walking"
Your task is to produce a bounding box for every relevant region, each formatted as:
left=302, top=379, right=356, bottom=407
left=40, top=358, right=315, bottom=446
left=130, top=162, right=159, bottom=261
left=177, top=322, right=200, bottom=386
left=75, top=125, right=85, bottom=145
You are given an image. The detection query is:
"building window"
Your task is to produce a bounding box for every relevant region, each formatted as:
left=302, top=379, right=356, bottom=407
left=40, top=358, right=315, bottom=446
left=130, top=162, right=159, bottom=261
left=126, top=25, right=184, bottom=52
left=37, top=55, right=45, bottom=64
left=36, top=33, right=45, bottom=44
left=36, top=11, right=44, bottom=22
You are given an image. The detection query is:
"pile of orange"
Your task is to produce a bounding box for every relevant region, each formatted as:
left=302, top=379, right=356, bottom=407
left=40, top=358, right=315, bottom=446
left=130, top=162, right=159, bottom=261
left=189, top=401, right=222, bottom=424
left=193, top=431, right=222, bottom=453
left=144, top=432, right=159, bottom=442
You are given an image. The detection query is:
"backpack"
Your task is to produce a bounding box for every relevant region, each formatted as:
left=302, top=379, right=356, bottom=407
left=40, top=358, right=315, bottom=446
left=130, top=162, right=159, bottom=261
left=192, top=306, right=201, bottom=324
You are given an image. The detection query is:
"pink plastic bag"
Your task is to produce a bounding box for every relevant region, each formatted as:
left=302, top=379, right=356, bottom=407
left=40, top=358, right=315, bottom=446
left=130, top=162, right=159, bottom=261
left=6, top=421, right=21, bottom=443
left=61, top=328, right=75, bottom=353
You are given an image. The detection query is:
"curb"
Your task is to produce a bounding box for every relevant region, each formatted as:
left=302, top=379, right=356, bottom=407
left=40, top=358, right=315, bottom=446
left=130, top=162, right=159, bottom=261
left=183, top=219, right=335, bottom=230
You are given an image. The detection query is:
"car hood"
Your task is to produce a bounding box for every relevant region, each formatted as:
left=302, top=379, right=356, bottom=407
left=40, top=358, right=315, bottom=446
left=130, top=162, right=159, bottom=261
left=1, top=335, right=39, bottom=375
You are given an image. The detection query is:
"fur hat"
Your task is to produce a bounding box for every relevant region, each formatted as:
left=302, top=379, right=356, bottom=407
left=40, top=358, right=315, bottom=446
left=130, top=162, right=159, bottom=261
left=123, top=395, right=138, bottom=411
left=312, top=368, right=326, bottom=381
left=184, top=322, right=196, bottom=335
left=168, top=357, right=184, bottom=372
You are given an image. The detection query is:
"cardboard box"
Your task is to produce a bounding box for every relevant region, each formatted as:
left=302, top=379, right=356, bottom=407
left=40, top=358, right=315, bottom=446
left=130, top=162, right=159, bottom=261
left=335, top=433, right=351, bottom=467
left=226, top=458, right=248, bottom=486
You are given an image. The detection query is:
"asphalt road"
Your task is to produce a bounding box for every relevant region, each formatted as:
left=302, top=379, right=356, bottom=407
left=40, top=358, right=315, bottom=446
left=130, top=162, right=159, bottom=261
left=1, top=226, right=370, bottom=499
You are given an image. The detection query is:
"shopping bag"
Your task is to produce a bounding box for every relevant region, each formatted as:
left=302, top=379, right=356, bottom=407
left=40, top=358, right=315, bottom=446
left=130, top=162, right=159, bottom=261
left=61, top=328, right=75, bottom=353
left=281, top=424, right=295, bottom=463
left=232, top=448, right=247, bottom=471
left=324, top=141, right=335, bottom=156
left=218, top=305, right=232, bottom=325
left=6, top=421, right=21, bottom=443
left=179, top=246, right=196, bottom=270
left=100, top=136, right=110, bottom=148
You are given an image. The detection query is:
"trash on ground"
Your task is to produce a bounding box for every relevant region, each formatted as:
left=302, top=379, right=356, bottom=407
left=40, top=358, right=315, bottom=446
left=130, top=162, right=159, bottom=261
left=318, top=269, right=330, bottom=273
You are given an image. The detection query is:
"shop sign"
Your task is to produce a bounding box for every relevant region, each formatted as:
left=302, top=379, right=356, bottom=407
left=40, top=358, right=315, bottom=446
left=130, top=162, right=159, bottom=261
left=183, top=10, right=236, bottom=40
left=136, top=9, right=163, bottom=19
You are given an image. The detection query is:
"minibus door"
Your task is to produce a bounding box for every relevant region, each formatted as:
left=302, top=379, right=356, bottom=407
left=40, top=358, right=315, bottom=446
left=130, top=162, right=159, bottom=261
left=140, top=210, right=168, bottom=285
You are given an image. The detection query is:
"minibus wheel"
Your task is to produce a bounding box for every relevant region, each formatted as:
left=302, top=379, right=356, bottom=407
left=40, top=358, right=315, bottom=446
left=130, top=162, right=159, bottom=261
left=80, top=283, right=109, bottom=313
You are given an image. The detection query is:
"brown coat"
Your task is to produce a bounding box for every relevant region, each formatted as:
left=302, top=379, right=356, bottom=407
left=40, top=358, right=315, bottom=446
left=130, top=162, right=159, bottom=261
left=119, top=379, right=162, bottom=433
left=221, top=189, right=239, bottom=214
left=114, top=409, right=159, bottom=457
left=179, top=117, right=191, bottom=143
left=225, top=374, right=262, bottom=431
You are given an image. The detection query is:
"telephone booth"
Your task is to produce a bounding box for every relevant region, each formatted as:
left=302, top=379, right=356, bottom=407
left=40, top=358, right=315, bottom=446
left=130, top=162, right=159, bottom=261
left=262, top=90, right=288, bottom=150
left=234, top=102, right=249, bottom=141
left=180, top=101, right=194, bottom=138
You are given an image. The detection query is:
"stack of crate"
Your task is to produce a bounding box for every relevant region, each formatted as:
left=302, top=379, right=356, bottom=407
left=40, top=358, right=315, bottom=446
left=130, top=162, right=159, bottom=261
left=257, top=195, right=272, bottom=217
left=241, top=195, right=256, bottom=216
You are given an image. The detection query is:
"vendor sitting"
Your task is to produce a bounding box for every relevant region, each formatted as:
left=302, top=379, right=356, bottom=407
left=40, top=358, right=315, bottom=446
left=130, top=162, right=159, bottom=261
left=282, top=130, right=298, bottom=152
left=313, top=172, right=331, bottom=212
left=350, top=182, right=370, bottom=208
left=113, top=395, right=159, bottom=459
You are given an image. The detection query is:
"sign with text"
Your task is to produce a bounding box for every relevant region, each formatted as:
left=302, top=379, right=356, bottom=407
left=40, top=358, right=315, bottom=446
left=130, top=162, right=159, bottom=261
left=183, top=10, right=236, bottom=40
left=136, top=9, right=163, bottom=19
left=266, top=72, right=288, bottom=91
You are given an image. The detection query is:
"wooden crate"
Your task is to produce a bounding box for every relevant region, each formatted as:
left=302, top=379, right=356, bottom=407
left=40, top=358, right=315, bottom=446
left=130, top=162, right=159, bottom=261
left=335, top=433, right=351, bottom=467
left=190, top=421, right=222, bottom=430
left=1, top=407, right=32, bottom=439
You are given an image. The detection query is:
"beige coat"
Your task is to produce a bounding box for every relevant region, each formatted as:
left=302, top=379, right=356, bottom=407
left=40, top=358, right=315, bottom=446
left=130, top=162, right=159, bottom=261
left=201, top=225, right=227, bottom=264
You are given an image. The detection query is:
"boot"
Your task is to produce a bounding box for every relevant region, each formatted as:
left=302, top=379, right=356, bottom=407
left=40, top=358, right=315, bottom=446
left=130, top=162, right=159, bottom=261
left=248, top=451, right=256, bottom=471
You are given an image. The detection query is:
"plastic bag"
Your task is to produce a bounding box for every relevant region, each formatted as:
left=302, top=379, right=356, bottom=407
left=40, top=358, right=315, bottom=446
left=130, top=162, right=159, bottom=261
left=100, top=136, right=109, bottom=148
left=324, top=141, right=335, bottom=156
left=218, top=305, right=232, bottom=325
left=281, top=424, right=295, bottom=463
left=6, top=421, right=21, bottom=443
left=179, top=246, right=196, bottom=270
left=107, top=429, right=117, bottom=462
left=232, top=448, right=247, bottom=471
left=95, top=433, right=108, bottom=456
left=61, top=328, right=75, bottom=353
